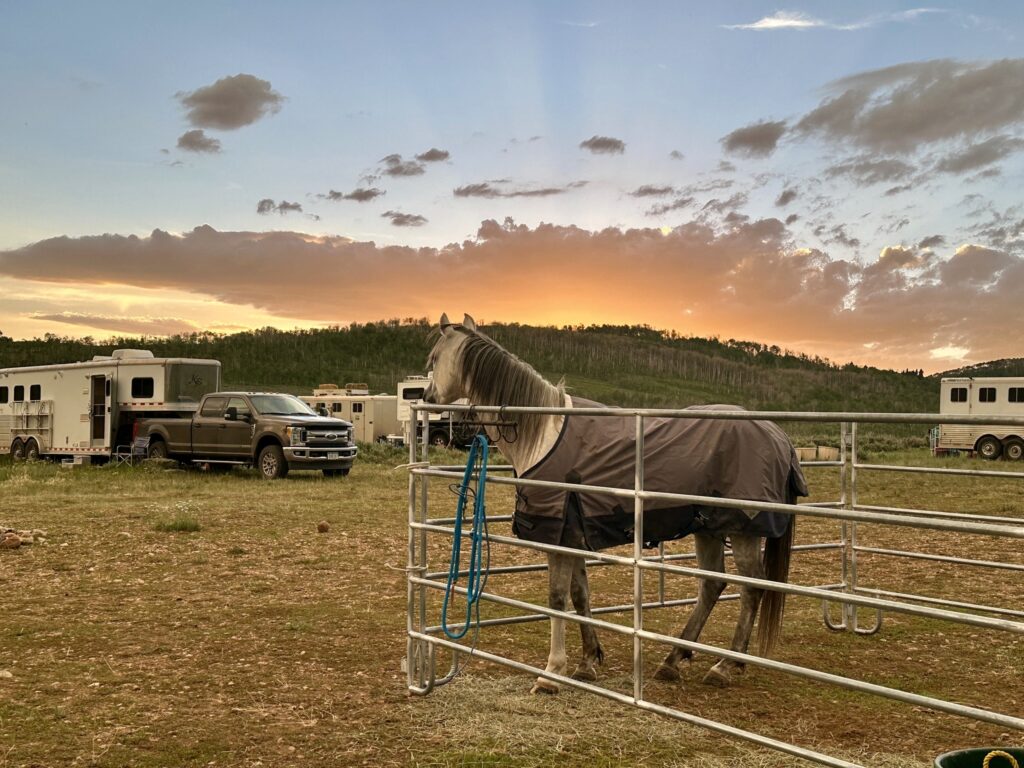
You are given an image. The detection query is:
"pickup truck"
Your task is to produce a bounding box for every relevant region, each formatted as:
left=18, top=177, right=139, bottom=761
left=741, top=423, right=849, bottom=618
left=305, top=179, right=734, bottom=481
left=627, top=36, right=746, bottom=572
left=139, top=392, right=358, bottom=479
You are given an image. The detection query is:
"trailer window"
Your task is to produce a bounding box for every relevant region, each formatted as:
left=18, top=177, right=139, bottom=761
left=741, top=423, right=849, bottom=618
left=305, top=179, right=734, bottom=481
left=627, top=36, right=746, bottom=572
left=29, top=385, right=41, bottom=401
left=1010, top=388, right=1024, bottom=403
left=332, top=402, right=342, bottom=413
left=402, top=388, right=425, bottom=400
left=13, top=385, right=24, bottom=402
left=950, top=387, right=967, bottom=403
left=0, top=387, right=7, bottom=404
left=352, top=402, right=364, bottom=413
left=979, top=387, right=996, bottom=403
left=132, top=377, right=155, bottom=398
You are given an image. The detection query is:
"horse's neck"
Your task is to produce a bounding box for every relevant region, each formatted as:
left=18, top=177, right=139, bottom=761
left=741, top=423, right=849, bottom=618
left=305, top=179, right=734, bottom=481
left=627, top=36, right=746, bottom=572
left=497, top=392, right=569, bottom=475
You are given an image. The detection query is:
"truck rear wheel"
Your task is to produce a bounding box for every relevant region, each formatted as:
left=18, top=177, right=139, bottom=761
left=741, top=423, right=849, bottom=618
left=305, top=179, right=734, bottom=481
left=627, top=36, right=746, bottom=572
left=1005, top=438, right=1024, bottom=462
left=258, top=444, right=288, bottom=479
left=977, top=436, right=1002, bottom=460
left=10, top=439, right=25, bottom=462
left=25, top=440, right=40, bottom=461
left=147, top=440, right=168, bottom=460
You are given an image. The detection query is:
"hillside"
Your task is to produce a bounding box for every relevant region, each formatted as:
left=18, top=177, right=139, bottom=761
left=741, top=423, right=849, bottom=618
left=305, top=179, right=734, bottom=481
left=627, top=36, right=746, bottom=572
left=0, top=319, right=938, bottom=415
left=937, top=358, right=1024, bottom=378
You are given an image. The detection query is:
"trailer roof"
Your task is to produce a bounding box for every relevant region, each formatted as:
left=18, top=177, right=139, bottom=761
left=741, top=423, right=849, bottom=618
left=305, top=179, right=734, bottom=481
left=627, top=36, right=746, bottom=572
left=0, top=357, right=221, bottom=375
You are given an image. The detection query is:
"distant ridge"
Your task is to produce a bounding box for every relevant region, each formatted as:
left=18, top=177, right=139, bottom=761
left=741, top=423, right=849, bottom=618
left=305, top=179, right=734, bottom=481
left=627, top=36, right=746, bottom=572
left=937, top=358, right=1024, bottom=378
left=0, top=318, right=938, bottom=414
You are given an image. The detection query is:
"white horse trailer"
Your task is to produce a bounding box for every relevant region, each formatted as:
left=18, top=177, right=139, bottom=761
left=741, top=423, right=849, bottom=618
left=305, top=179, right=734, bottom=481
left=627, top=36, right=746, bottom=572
left=0, top=349, right=220, bottom=462
left=937, top=376, right=1024, bottom=460
left=301, top=384, right=401, bottom=444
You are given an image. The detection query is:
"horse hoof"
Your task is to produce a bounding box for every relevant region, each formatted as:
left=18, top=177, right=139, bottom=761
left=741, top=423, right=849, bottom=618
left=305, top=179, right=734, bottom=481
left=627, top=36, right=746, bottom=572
left=571, top=665, right=597, bottom=682
left=654, top=664, right=681, bottom=682
left=702, top=668, right=730, bottom=688
left=531, top=680, right=559, bottom=695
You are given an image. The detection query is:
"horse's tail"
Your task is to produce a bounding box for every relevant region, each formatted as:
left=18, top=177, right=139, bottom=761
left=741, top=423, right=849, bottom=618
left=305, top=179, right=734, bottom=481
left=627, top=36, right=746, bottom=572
left=757, top=512, right=795, bottom=658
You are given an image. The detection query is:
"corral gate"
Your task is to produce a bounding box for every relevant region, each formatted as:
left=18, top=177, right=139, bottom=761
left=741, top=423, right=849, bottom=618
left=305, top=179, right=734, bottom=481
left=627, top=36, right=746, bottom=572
left=406, top=405, right=1024, bottom=768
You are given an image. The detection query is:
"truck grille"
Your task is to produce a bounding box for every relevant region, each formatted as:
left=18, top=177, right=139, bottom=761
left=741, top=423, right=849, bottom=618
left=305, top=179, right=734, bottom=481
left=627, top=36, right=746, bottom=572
left=306, top=429, right=352, bottom=445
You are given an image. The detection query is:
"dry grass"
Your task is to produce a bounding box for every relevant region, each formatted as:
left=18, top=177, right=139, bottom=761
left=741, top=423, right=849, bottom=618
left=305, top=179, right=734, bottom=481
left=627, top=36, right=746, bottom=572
left=0, top=449, right=1022, bottom=768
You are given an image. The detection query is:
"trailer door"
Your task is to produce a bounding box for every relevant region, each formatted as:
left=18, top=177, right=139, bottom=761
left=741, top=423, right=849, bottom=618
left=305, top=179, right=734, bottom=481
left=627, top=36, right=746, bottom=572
left=90, top=375, right=112, bottom=448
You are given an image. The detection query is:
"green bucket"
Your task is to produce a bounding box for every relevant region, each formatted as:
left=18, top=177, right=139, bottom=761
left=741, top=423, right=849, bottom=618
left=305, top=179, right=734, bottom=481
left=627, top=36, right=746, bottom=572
left=934, top=748, right=1023, bottom=768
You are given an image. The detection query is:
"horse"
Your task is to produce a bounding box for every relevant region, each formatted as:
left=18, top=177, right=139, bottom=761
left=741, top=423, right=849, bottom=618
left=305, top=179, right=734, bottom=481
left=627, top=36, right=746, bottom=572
left=423, top=313, right=807, bottom=694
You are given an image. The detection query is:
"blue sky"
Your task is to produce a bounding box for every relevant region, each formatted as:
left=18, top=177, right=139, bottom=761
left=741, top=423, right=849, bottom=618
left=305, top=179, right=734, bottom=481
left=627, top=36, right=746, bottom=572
left=1, top=2, right=1023, bottom=371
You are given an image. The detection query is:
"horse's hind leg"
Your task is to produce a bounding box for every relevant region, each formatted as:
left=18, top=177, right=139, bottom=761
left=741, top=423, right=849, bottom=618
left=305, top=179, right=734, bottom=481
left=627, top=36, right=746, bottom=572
left=654, top=533, right=726, bottom=682
left=569, top=557, right=604, bottom=682
left=532, top=552, right=574, bottom=694
left=704, top=534, right=764, bottom=688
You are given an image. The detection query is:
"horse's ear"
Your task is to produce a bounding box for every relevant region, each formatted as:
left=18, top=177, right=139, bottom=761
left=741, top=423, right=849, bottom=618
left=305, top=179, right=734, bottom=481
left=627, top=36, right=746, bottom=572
left=439, top=313, right=451, bottom=333
left=462, top=314, right=477, bottom=331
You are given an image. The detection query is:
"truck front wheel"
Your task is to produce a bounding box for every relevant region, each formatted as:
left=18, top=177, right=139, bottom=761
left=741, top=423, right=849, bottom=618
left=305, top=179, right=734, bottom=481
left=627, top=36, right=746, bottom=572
left=258, top=444, right=289, bottom=479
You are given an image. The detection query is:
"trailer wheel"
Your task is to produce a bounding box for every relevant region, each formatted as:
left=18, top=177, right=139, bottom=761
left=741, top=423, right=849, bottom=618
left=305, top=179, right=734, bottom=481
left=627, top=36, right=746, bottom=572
left=147, top=439, right=168, bottom=460
left=976, top=435, right=1002, bottom=460
left=258, top=444, right=288, bottom=479
left=10, top=439, right=26, bottom=462
left=428, top=429, right=450, bottom=448
left=1005, top=438, right=1024, bottom=462
left=24, top=440, right=40, bottom=461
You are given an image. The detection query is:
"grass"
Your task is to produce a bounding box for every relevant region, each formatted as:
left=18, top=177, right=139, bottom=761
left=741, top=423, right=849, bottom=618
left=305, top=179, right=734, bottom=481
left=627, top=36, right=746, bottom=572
left=0, top=447, right=1021, bottom=768
left=153, top=515, right=201, bottom=533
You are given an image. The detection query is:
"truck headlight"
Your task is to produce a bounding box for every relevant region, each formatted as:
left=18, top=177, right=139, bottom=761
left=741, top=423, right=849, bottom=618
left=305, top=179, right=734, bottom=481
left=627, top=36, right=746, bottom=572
left=285, top=426, right=307, bottom=446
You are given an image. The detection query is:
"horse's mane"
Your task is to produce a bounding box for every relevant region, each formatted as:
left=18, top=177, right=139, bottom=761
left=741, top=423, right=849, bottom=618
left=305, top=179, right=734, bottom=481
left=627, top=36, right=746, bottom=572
left=430, top=325, right=564, bottom=450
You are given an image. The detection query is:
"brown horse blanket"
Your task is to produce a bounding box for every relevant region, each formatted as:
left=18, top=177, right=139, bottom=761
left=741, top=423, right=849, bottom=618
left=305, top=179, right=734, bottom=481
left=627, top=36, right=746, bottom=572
left=512, top=398, right=808, bottom=551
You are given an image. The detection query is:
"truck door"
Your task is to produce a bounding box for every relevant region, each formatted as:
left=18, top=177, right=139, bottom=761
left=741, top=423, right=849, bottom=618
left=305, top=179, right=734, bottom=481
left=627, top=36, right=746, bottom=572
left=90, top=375, right=112, bottom=449
left=219, top=396, right=254, bottom=458
left=193, top=396, right=227, bottom=456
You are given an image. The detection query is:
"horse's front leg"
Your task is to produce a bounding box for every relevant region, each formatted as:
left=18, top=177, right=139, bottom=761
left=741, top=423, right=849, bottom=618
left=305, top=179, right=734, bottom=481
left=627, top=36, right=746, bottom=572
left=532, top=552, right=574, bottom=694
left=704, top=534, right=764, bottom=688
left=569, top=556, right=604, bottom=682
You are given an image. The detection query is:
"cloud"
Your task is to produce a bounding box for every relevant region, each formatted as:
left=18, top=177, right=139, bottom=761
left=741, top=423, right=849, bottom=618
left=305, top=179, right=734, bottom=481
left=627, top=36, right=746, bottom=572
left=257, top=199, right=303, bottom=215
left=453, top=181, right=587, bottom=198
left=380, top=154, right=426, bottom=177
left=382, top=211, right=427, bottom=227
left=27, top=312, right=199, bottom=336
left=795, top=59, right=1024, bottom=153
left=825, top=157, right=914, bottom=185
left=884, top=184, right=914, bottom=197
left=4, top=222, right=1024, bottom=369
left=717, top=160, right=737, bottom=172
left=785, top=214, right=799, bottom=225
left=721, top=120, right=786, bottom=158
left=415, top=148, right=450, bottom=162
left=775, top=188, right=798, bottom=207
left=646, top=197, right=695, bottom=217
left=321, top=187, right=385, bottom=203
left=176, top=129, right=222, bottom=154
left=630, top=185, right=675, bottom=198
left=579, top=135, right=625, bottom=154
left=669, top=150, right=685, bottom=161
left=700, top=192, right=748, bottom=215
left=934, top=135, right=1024, bottom=174
left=724, top=8, right=950, bottom=32
left=918, top=234, right=946, bottom=250
left=176, top=74, right=283, bottom=130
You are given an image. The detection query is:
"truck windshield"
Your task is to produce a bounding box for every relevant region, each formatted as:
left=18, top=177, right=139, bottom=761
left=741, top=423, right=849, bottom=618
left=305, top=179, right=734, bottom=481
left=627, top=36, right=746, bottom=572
left=249, top=394, right=318, bottom=416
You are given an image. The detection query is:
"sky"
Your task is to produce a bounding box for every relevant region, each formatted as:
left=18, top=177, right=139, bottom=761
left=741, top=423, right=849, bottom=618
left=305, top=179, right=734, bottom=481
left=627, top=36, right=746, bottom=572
left=1, top=2, right=1023, bottom=373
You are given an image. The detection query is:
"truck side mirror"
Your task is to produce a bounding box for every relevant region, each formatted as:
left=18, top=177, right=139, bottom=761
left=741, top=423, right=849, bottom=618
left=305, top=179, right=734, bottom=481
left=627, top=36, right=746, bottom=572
left=225, top=406, right=238, bottom=421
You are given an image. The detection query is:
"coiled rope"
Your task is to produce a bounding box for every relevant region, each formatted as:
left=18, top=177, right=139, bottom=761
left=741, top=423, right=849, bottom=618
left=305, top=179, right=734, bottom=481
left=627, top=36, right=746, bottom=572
left=441, top=434, right=491, bottom=640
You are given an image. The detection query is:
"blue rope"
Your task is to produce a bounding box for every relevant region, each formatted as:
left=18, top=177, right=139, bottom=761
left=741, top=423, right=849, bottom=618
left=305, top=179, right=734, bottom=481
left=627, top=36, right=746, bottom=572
left=441, top=434, right=491, bottom=640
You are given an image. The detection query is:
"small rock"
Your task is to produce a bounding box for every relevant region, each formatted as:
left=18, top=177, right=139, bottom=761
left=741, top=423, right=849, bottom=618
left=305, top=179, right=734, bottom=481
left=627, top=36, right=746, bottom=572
left=0, top=533, right=21, bottom=550
left=0, top=670, right=13, bottom=679
left=317, top=521, right=330, bottom=534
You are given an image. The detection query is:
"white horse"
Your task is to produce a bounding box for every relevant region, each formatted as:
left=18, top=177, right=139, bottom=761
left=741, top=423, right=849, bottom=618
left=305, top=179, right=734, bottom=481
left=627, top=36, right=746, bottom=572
left=424, top=313, right=805, bottom=694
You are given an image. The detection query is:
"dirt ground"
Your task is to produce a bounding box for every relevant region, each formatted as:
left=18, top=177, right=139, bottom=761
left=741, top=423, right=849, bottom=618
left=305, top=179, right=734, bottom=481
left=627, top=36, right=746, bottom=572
left=0, top=450, right=1021, bottom=768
